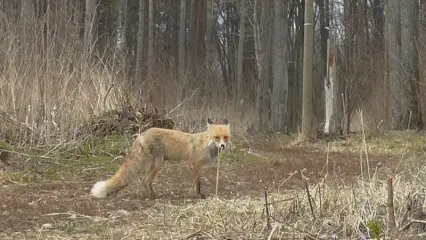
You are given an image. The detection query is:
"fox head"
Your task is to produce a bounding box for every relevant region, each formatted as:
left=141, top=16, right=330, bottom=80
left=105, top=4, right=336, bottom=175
left=207, top=118, right=231, bottom=151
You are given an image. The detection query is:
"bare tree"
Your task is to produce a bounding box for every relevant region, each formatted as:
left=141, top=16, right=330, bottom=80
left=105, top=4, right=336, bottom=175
left=19, top=0, right=35, bottom=44
left=179, top=0, right=187, bottom=98
left=82, top=0, right=97, bottom=60
left=135, top=0, right=145, bottom=80
left=236, top=0, right=246, bottom=104
left=147, top=0, right=154, bottom=80
left=271, top=0, right=289, bottom=132
left=387, top=0, right=409, bottom=129
left=301, top=0, right=314, bottom=139
left=400, top=0, right=419, bottom=129
left=254, top=0, right=272, bottom=130
left=115, top=0, right=128, bottom=71
left=205, top=0, right=214, bottom=70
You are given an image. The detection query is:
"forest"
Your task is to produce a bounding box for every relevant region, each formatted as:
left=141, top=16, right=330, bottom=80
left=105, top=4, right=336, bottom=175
left=1, top=0, right=426, bottom=239
left=2, top=0, right=425, bottom=143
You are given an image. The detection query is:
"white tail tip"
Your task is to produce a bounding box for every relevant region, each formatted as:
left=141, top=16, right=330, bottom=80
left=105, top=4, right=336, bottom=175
left=90, top=181, right=107, bottom=199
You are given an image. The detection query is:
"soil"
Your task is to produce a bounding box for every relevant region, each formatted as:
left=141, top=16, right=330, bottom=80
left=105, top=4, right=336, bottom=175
left=0, top=142, right=397, bottom=238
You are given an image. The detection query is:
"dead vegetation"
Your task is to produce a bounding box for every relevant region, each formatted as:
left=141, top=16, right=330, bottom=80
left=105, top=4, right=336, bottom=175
left=1, top=129, right=426, bottom=239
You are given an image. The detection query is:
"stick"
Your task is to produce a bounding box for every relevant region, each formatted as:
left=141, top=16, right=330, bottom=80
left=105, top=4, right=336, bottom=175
left=215, top=148, right=221, bottom=196
left=264, top=186, right=271, bottom=229
left=302, top=169, right=316, bottom=220
left=387, top=175, right=397, bottom=238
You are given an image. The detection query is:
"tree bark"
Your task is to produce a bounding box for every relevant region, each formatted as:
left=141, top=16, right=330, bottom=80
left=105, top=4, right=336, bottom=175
left=387, top=0, right=409, bottom=129
left=400, top=0, right=419, bottom=129
left=271, top=0, right=289, bottom=132
left=83, top=0, right=97, bottom=60
left=301, top=0, right=314, bottom=139
left=236, top=0, right=246, bottom=103
left=254, top=0, right=272, bottom=131
left=136, top=0, right=145, bottom=81
left=147, top=0, right=154, bottom=80
left=179, top=0, right=187, bottom=99
left=205, top=0, right=214, bottom=70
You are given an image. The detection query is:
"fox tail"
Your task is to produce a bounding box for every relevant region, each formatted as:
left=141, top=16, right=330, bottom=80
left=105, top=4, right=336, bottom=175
left=90, top=138, right=145, bottom=199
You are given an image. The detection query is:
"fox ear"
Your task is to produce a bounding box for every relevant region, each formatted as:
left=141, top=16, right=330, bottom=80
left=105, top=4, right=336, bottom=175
left=207, top=118, right=215, bottom=125
left=223, top=119, right=229, bottom=125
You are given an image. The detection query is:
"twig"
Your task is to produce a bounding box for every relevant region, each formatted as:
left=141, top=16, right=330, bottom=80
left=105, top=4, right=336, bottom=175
left=277, top=170, right=298, bottom=192
left=357, top=108, right=371, bottom=181
left=103, top=83, right=115, bottom=109
left=264, top=186, right=271, bottom=229
left=302, top=169, right=316, bottom=220
left=267, top=222, right=281, bottom=240
left=166, top=88, right=199, bottom=117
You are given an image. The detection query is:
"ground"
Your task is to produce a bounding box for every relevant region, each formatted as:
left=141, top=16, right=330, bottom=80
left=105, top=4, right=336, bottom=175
left=0, top=132, right=425, bottom=239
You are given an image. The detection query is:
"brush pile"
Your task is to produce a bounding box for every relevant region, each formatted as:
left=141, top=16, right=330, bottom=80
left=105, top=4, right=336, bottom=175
left=76, top=105, right=175, bottom=139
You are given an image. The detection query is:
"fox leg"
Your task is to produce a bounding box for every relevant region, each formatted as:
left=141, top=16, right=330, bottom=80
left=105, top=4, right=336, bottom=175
left=143, top=157, right=163, bottom=199
left=192, top=161, right=205, bottom=199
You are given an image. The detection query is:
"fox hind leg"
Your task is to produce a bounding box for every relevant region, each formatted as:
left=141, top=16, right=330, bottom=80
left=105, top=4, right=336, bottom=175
left=143, top=156, right=163, bottom=199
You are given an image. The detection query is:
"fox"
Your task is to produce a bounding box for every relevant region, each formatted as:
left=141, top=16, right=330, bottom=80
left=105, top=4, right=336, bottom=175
left=90, top=118, right=231, bottom=200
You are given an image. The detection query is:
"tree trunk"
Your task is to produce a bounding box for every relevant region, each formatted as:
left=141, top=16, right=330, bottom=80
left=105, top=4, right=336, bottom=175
left=324, top=37, right=342, bottom=135
left=19, top=0, right=35, bottom=44
left=187, top=0, right=197, bottom=75
left=301, top=0, right=314, bottom=139
left=387, top=0, right=407, bottom=129
left=236, top=0, right=246, bottom=104
left=316, top=0, right=328, bottom=128
left=83, top=0, right=97, bottom=60
left=205, top=0, right=214, bottom=69
left=254, top=0, right=272, bottom=131
left=419, top=0, right=426, bottom=127
left=147, top=0, right=154, bottom=80
left=135, top=0, right=145, bottom=82
left=115, top=0, right=128, bottom=71
left=205, top=0, right=214, bottom=101
left=179, top=0, right=187, bottom=99
left=271, top=0, right=289, bottom=132
left=400, top=0, right=419, bottom=129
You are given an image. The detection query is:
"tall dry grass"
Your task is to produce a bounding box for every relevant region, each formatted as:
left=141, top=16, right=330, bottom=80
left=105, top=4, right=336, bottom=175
left=0, top=2, right=255, bottom=146
left=0, top=2, right=129, bottom=145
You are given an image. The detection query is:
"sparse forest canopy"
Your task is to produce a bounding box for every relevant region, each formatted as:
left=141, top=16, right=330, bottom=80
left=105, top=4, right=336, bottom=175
left=0, top=0, right=426, bottom=145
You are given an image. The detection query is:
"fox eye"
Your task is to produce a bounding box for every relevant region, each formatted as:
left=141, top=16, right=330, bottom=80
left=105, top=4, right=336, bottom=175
left=214, top=136, right=220, bottom=141
left=224, top=136, right=229, bottom=141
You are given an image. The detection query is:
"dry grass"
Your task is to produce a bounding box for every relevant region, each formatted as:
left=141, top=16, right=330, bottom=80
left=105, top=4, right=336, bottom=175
left=2, top=166, right=426, bottom=239
left=2, top=130, right=426, bottom=239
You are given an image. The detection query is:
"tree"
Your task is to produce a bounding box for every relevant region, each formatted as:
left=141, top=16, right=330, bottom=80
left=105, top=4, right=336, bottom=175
left=135, top=0, right=146, bottom=81
left=387, top=0, right=419, bottom=129
left=236, top=0, right=246, bottom=104
left=178, top=0, right=187, bottom=99
left=205, top=0, right=214, bottom=70
left=271, top=0, right=289, bottom=132
left=254, top=0, right=272, bottom=131
left=82, top=0, right=97, bottom=61
left=116, top=0, right=128, bottom=65
left=147, top=0, right=154, bottom=80
left=400, top=0, right=419, bottom=129
left=301, top=0, right=314, bottom=139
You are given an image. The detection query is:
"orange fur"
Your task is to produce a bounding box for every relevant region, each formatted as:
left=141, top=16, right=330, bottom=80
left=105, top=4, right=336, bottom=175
left=90, top=118, right=231, bottom=199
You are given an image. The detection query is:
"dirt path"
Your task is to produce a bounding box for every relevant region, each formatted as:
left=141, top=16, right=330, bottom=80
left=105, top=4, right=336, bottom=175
left=0, top=144, right=396, bottom=238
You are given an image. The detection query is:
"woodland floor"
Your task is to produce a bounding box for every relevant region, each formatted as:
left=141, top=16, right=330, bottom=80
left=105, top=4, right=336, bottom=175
left=0, top=132, right=424, bottom=239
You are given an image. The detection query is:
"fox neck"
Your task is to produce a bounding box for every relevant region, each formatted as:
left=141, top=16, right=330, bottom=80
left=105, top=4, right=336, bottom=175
left=204, top=140, right=220, bottom=165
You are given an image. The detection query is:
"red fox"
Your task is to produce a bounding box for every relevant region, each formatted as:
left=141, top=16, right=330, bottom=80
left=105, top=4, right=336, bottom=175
left=90, top=118, right=231, bottom=199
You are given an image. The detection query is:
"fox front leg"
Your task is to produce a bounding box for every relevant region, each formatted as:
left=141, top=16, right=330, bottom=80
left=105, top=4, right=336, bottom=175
left=192, top=161, right=205, bottom=199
